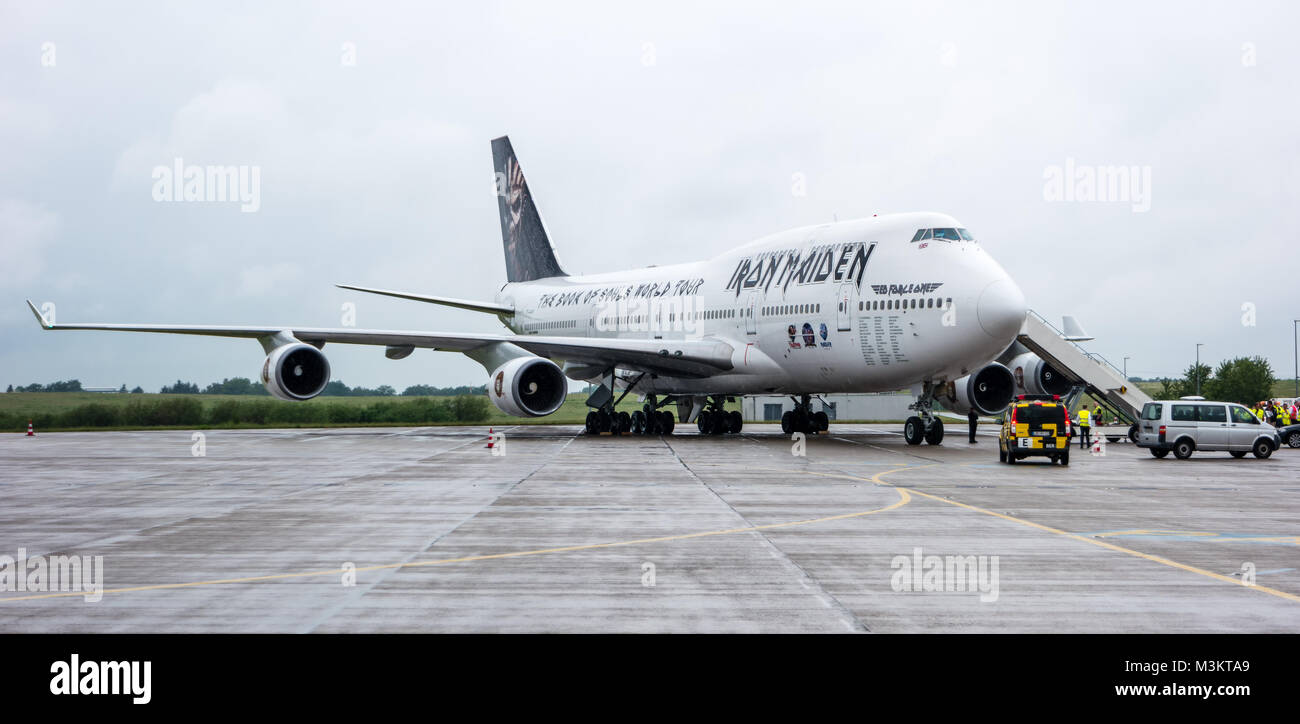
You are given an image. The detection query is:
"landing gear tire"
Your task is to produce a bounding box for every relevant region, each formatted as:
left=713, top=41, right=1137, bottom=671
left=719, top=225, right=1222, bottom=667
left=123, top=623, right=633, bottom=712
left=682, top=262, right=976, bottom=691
left=813, top=411, right=829, bottom=432
left=585, top=411, right=598, bottom=434
left=617, top=411, right=631, bottom=435
left=903, top=416, right=924, bottom=446
left=659, top=411, right=675, bottom=435
left=729, top=410, right=744, bottom=434
left=631, top=410, right=646, bottom=435
left=1151, top=448, right=1169, bottom=458
left=781, top=411, right=793, bottom=435
left=1252, top=439, right=1273, bottom=459
left=924, top=418, right=944, bottom=445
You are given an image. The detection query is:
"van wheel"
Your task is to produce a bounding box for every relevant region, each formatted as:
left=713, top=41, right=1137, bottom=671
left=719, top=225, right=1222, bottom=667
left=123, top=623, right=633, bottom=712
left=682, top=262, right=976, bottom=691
left=1172, top=440, right=1194, bottom=459
left=1150, top=448, right=1169, bottom=458
left=1229, top=451, right=1247, bottom=458
left=1252, top=439, right=1273, bottom=459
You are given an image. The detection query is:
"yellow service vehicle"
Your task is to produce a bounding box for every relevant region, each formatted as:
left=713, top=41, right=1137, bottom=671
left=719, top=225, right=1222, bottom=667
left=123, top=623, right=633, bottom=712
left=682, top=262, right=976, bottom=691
left=999, top=395, right=1071, bottom=465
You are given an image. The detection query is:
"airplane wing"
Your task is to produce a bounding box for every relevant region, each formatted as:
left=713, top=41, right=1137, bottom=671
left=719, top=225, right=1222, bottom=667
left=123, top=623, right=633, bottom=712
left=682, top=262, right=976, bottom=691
left=25, top=300, right=734, bottom=378
left=334, top=284, right=515, bottom=316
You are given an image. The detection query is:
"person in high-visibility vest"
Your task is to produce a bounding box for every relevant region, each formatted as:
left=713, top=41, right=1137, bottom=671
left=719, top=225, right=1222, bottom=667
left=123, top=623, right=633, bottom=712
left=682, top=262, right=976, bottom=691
left=1077, top=406, right=1092, bottom=449
left=1282, top=404, right=1293, bottom=426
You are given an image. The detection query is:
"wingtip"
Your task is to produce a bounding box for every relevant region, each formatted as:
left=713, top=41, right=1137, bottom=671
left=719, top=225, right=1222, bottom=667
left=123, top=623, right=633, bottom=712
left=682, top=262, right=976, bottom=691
left=25, top=299, right=51, bottom=328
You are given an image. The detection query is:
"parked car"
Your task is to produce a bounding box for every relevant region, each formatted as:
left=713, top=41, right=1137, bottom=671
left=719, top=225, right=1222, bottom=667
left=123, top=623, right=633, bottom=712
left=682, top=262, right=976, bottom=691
left=1135, top=400, right=1280, bottom=459
left=1278, top=423, right=1300, bottom=448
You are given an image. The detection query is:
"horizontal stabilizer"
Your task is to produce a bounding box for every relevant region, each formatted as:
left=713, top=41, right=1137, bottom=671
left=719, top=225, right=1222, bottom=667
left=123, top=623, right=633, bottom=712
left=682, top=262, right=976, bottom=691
left=335, top=284, right=514, bottom=316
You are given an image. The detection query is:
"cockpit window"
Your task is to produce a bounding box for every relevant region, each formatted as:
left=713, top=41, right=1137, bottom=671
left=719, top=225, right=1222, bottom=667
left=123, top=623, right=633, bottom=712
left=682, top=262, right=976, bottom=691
left=910, top=229, right=926, bottom=242
left=931, top=228, right=960, bottom=241
left=957, top=228, right=974, bottom=241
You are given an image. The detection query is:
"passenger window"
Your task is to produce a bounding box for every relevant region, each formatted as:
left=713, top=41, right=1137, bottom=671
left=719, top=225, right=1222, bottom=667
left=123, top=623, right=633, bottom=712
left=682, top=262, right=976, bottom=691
left=1197, top=405, right=1227, bottom=423
left=1231, top=406, right=1258, bottom=424
left=1171, top=405, right=1196, bottom=422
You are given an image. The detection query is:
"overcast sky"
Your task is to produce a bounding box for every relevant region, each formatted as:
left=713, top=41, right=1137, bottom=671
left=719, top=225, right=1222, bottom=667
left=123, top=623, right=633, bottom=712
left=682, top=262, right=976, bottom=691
left=2, top=0, right=1297, bottom=392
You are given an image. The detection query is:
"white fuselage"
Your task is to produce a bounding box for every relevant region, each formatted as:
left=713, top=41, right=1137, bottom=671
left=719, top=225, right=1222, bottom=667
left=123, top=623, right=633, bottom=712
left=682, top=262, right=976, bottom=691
left=495, top=212, right=1027, bottom=396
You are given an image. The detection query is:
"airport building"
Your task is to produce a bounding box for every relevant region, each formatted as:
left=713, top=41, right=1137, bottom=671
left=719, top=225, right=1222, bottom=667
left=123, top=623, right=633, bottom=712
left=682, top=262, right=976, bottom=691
left=741, top=392, right=915, bottom=422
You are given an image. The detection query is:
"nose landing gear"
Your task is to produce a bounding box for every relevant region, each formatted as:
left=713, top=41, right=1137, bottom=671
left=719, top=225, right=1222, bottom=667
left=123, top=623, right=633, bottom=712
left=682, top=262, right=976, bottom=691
left=904, top=385, right=945, bottom=445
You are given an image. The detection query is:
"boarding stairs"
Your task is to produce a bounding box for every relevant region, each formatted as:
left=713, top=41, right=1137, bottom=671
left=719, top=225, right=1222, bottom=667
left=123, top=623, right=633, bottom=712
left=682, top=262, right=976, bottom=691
left=1018, top=310, right=1151, bottom=426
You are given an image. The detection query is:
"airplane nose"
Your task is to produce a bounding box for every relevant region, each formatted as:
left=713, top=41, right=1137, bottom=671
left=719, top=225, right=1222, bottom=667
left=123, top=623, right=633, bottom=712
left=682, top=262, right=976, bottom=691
left=976, top=277, right=1027, bottom=341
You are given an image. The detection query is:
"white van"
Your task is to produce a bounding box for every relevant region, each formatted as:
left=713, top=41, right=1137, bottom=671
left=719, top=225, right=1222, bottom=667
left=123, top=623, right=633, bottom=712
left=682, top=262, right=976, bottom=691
left=1135, top=400, right=1280, bottom=459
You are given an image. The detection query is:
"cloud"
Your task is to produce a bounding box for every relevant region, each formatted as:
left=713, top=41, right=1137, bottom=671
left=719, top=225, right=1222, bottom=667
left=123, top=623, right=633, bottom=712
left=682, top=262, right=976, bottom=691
left=0, top=199, right=59, bottom=290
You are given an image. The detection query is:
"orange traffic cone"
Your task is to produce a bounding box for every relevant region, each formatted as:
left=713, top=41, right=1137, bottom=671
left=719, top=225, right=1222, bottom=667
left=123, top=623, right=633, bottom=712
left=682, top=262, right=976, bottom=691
left=486, top=427, right=494, bottom=449
left=26, top=420, right=35, bottom=437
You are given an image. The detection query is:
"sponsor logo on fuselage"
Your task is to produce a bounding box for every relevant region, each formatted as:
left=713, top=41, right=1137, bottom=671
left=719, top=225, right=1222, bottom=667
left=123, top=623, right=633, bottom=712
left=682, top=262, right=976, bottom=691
left=725, top=241, right=875, bottom=298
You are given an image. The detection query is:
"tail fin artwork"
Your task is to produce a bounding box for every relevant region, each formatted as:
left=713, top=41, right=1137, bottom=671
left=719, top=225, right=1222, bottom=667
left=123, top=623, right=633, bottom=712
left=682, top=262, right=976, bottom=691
left=491, top=136, right=567, bottom=283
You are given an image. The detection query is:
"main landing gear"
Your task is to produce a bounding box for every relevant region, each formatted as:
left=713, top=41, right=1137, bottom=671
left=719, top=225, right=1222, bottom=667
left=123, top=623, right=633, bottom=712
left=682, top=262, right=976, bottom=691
left=582, top=369, right=675, bottom=436
left=903, top=387, right=944, bottom=446
left=780, top=394, right=829, bottom=435
left=695, top=395, right=744, bottom=435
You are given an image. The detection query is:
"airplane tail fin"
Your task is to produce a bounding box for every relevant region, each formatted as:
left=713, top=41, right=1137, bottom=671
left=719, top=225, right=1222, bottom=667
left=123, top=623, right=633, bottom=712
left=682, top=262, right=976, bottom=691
left=491, top=136, right=567, bottom=283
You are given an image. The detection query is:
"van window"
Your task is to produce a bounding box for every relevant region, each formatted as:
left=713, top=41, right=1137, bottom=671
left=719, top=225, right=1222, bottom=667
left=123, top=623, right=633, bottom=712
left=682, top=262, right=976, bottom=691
left=1141, top=403, right=1162, bottom=420
left=1197, top=404, right=1227, bottom=423
left=1171, top=404, right=1197, bottom=422
left=1230, top=406, right=1258, bottom=424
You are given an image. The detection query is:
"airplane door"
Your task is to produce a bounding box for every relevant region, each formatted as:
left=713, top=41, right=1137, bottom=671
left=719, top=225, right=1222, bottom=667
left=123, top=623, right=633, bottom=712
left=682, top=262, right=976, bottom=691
left=745, top=293, right=758, bottom=335
left=836, top=284, right=853, bottom=331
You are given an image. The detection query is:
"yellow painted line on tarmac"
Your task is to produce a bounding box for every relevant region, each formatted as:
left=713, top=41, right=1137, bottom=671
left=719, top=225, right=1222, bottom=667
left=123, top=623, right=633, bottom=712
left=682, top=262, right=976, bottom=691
left=0, top=465, right=915, bottom=604
left=792, top=465, right=1300, bottom=604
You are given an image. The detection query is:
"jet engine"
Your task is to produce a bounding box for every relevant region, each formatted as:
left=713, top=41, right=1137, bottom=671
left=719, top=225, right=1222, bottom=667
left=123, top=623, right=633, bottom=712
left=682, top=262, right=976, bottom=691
left=261, top=342, right=331, bottom=401
left=1005, top=352, right=1072, bottom=398
left=935, top=362, right=1016, bottom=416
left=487, top=356, right=567, bottom=417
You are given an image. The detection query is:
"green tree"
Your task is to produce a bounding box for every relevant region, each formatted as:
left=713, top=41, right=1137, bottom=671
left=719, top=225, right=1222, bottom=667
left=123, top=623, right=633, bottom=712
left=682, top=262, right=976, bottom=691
left=1205, top=356, right=1274, bottom=405
left=1181, top=363, right=1213, bottom=397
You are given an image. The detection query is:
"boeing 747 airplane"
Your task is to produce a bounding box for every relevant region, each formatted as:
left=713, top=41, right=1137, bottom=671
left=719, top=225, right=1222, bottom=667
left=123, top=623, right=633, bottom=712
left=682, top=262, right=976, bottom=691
left=27, top=136, right=1071, bottom=444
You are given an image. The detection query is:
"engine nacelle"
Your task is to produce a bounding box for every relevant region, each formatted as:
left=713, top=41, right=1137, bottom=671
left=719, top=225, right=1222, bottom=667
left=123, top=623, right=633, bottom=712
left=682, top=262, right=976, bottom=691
left=936, top=362, right=1016, bottom=416
left=487, top=356, right=567, bottom=417
left=1005, top=352, right=1072, bottom=398
left=261, top=343, right=331, bottom=401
